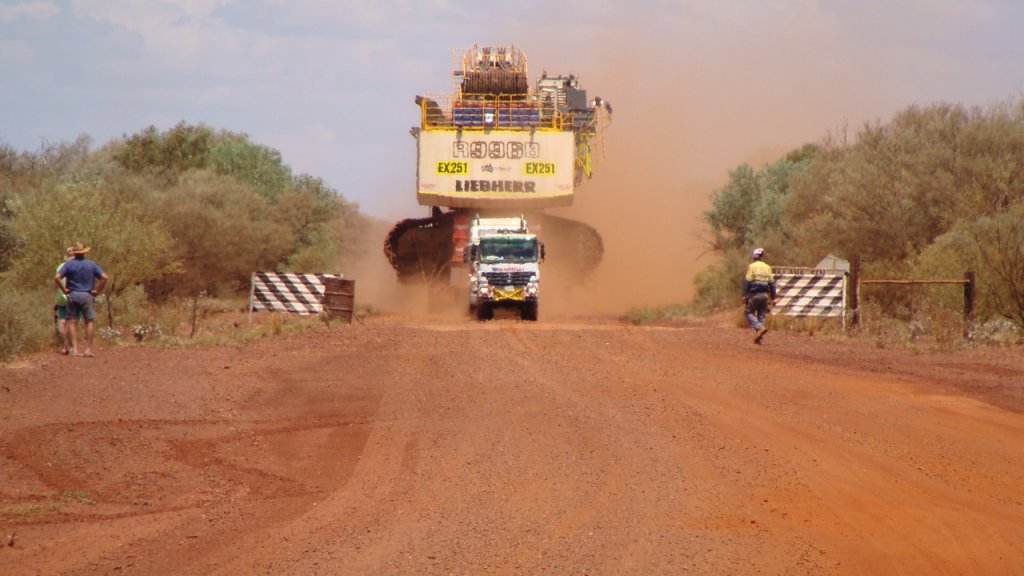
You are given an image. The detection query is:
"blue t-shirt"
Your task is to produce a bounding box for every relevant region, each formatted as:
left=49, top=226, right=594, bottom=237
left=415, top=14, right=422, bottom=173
left=60, top=258, right=105, bottom=292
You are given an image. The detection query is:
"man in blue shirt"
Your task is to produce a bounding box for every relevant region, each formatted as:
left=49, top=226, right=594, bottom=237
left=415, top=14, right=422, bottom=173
left=55, top=242, right=109, bottom=357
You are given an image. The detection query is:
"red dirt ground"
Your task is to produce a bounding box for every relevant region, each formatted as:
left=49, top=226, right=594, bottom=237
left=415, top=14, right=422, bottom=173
left=2, top=314, right=1023, bottom=575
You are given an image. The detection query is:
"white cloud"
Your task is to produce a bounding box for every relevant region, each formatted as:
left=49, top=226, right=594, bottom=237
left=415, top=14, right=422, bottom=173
left=63, top=0, right=426, bottom=83
left=0, top=1, right=59, bottom=23
left=67, top=0, right=248, bottom=72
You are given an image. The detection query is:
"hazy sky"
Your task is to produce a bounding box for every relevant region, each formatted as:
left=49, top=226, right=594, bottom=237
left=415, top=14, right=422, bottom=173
left=2, top=0, right=1022, bottom=223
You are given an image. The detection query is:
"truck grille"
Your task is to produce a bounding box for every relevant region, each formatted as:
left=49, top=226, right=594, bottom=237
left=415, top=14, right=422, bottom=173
left=483, top=271, right=533, bottom=286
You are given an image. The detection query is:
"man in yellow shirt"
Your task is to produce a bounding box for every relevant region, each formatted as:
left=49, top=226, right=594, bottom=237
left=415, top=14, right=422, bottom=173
left=743, top=247, right=777, bottom=344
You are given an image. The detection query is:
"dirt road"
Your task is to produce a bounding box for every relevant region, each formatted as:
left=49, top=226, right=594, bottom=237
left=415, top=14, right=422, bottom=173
left=2, top=315, right=1023, bottom=575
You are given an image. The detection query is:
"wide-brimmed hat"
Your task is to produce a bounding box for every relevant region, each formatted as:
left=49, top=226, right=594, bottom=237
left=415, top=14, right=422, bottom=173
left=70, top=243, right=91, bottom=255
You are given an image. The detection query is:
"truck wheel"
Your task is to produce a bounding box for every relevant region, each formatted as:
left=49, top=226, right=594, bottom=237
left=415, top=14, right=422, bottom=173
left=522, top=301, right=538, bottom=321
left=476, top=302, right=493, bottom=321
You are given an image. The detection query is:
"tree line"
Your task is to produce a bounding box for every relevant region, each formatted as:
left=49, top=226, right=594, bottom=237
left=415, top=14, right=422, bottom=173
left=0, top=122, right=374, bottom=358
left=697, top=99, right=1024, bottom=333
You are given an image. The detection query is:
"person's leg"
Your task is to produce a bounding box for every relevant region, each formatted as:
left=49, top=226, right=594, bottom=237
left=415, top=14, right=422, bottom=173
left=84, top=320, right=96, bottom=356
left=748, top=294, right=769, bottom=343
left=746, top=294, right=767, bottom=331
left=80, top=296, right=97, bottom=356
left=60, top=319, right=70, bottom=353
left=66, top=315, right=79, bottom=355
left=56, top=307, right=70, bottom=353
left=744, top=308, right=761, bottom=330
left=67, top=293, right=90, bottom=355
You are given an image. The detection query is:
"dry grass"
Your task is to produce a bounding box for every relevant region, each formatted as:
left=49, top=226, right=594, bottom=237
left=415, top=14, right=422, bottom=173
left=632, top=301, right=1020, bottom=351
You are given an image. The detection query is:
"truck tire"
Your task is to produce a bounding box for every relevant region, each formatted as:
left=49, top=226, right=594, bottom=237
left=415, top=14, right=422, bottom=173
left=476, top=302, right=493, bottom=321
left=521, top=301, right=538, bottom=321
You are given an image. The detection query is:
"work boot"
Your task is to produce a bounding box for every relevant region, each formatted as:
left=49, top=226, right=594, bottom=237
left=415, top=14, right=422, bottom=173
left=754, top=327, right=768, bottom=344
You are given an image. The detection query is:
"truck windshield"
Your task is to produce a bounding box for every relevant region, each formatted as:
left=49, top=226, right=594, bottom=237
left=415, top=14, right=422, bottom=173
left=479, top=237, right=538, bottom=262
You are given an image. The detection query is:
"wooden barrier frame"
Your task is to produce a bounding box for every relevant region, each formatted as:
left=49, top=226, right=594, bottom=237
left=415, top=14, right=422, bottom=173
left=849, top=255, right=976, bottom=338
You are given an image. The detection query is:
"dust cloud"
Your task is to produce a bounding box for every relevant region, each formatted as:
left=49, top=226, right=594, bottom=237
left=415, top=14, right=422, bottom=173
left=339, top=219, right=441, bottom=320
left=523, top=5, right=896, bottom=316
left=341, top=218, right=472, bottom=322
left=545, top=117, right=720, bottom=316
left=540, top=61, right=749, bottom=316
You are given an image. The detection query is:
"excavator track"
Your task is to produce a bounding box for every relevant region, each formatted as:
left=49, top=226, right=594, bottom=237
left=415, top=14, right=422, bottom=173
left=542, top=214, right=604, bottom=277
left=383, top=211, right=455, bottom=284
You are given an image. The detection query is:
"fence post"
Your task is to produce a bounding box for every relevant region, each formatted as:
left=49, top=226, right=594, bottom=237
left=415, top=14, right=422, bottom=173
left=248, top=273, right=255, bottom=324
left=850, top=254, right=860, bottom=327
left=963, top=270, right=975, bottom=338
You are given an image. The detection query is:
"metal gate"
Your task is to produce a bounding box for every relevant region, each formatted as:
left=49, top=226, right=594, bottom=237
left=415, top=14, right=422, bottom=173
left=773, top=267, right=848, bottom=325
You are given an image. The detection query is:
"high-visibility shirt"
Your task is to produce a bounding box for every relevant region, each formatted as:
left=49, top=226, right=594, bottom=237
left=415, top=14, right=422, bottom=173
left=744, top=260, right=777, bottom=297
left=55, top=262, right=68, bottom=307
left=746, top=260, right=774, bottom=283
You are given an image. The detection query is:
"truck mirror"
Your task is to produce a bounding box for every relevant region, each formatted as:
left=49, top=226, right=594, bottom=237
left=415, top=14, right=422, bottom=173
left=540, top=243, right=546, bottom=262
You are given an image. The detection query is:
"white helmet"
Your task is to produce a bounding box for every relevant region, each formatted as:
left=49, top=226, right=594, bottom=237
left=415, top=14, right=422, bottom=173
left=752, top=248, right=765, bottom=259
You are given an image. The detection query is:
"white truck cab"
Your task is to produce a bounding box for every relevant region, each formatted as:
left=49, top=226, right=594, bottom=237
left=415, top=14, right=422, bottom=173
left=466, top=216, right=544, bottom=321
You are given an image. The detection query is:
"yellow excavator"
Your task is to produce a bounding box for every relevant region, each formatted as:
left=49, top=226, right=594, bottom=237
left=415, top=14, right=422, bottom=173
left=384, top=45, right=611, bottom=312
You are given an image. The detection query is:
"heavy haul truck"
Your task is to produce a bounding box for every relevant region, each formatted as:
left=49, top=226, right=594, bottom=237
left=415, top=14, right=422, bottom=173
left=465, top=215, right=543, bottom=321
left=383, top=44, right=611, bottom=320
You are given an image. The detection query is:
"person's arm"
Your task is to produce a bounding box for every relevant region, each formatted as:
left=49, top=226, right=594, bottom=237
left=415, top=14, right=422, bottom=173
left=54, top=273, right=68, bottom=295
left=93, top=273, right=109, bottom=295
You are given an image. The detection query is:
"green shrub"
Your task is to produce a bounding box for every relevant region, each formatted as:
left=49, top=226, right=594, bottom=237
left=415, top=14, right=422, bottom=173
left=0, top=284, right=57, bottom=360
